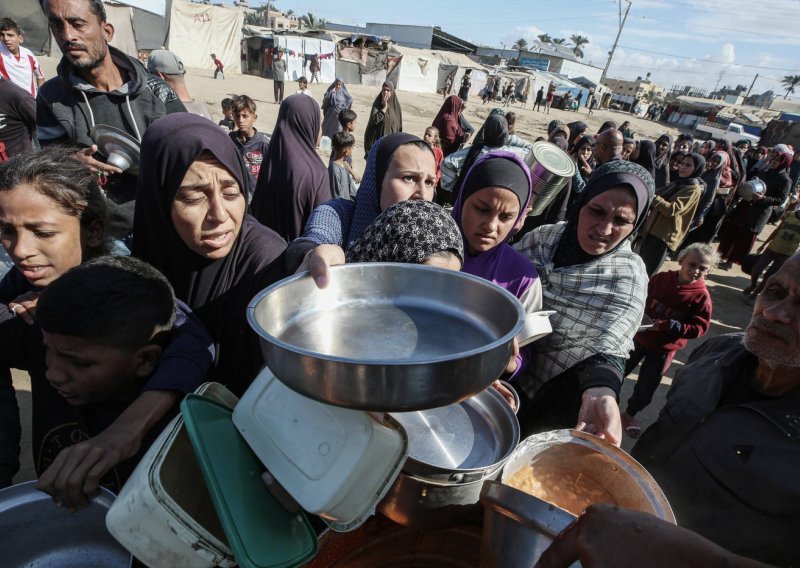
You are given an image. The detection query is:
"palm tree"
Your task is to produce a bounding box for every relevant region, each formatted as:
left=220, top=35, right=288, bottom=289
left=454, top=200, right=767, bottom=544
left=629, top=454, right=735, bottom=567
left=570, top=34, right=589, bottom=59
left=285, top=9, right=294, bottom=17
left=300, top=12, right=326, bottom=30
left=513, top=38, right=528, bottom=59
left=537, top=33, right=552, bottom=44
left=551, top=38, right=567, bottom=45
left=781, top=74, right=800, bottom=99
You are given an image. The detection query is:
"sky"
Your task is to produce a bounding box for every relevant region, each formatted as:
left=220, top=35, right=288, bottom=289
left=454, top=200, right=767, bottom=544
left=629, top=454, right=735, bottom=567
left=253, top=0, right=800, bottom=98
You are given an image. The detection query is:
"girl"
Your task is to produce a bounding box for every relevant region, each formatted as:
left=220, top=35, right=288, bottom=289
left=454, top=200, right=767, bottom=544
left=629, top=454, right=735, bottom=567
left=431, top=95, right=466, bottom=157
left=423, top=126, right=444, bottom=184
left=621, top=243, right=715, bottom=437
left=571, top=135, right=595, bottom=180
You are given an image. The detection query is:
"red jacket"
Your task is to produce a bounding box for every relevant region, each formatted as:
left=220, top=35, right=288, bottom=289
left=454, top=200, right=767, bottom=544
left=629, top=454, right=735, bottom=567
left=635, top=270, right=712, bottom=353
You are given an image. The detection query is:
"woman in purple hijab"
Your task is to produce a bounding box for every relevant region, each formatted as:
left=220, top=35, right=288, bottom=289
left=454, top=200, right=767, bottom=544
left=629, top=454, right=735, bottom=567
left=452, top=151, right=542, bottom=378
left=250, top=94, right=331, bottom=242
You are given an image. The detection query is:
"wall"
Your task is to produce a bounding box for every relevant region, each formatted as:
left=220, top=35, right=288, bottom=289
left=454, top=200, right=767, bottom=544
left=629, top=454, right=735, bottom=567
left=366, top=23, right=432, bottom=50
left=557, top=60, right=602, bottom=84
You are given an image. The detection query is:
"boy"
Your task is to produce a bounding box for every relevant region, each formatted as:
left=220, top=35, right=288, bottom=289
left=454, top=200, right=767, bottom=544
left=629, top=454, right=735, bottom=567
left=0, top=256, right=208, bottom=504
left=329, top=131, right=357, bottom=200
left=0, top=18, right=45, bottom=96
left=211, top=53, right=224, bottom=79
left=621, top=243, right=715, bottom=437
left=218, top=97, right=235, bottom=131
left=338, top=109, right=361, bottom=183
left=229, top=95, right=270, bottom=196
left=296, top=76, right=313, bottom=97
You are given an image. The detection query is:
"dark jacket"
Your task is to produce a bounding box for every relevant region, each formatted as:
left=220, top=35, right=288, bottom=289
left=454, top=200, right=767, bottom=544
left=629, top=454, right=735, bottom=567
left=743, top=168, right=792, bottom=233
left=632, top=334, right=800, bottom=566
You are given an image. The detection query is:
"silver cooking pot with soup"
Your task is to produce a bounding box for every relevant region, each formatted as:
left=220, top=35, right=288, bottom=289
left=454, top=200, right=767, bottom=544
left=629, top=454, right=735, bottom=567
left=247, top=263, right=524, bottom=411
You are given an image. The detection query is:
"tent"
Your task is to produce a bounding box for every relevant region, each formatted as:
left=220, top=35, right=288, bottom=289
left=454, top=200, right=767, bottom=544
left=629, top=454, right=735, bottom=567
left=386, top=45, right=442, bottom=94
left=131, top=0, right=171, bottom=51
left=168, top=0, right=243, bottom=75
left=272, top=35, right=336, bottom=84
left=3, top=0, right=51, bottom=54
left=432, top=50, right=488, bottom=99
left=329, top=32, right=389, bottom=88
left=105, top=5, right=138, bottom=58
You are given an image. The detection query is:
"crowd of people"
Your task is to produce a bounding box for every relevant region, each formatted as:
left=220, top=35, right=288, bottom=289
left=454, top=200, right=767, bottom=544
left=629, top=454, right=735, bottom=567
left=0, top=1, right=799, bottom=566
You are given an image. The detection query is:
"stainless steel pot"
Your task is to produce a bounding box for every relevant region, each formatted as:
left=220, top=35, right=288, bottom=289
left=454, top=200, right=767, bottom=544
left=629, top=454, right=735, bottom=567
left=247, top=263, right=524, bottom=411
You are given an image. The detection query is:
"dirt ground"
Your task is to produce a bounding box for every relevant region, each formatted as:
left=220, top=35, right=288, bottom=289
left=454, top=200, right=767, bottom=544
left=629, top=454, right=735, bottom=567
left=10, top=56, right=760, bottom=482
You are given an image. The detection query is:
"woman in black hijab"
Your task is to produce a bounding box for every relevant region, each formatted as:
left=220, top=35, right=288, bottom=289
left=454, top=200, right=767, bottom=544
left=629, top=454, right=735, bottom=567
left=632, top=139, right=657, bottom=179
left=250, top=94, right=331, bottom=242
left=133, top=113, right=288, bottom=395
left=638, top=153, right=705, bottom=275
left=653, top=134, right=672, bottom=189
left=566, top=121, right=588, bottom=150
left=364, top=81, right=403, bottom=156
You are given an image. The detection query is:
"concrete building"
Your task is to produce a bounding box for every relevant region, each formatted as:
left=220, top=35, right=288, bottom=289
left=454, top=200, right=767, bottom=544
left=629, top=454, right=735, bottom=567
left=264, top=10, right=299, bottom=31
left=477, top=41, right=603, bottom=84
left=604, top=75, right=666, bottom=101
left=325, top=23, right=477, bottom=54
left=745, top=90, right=777, bottom=109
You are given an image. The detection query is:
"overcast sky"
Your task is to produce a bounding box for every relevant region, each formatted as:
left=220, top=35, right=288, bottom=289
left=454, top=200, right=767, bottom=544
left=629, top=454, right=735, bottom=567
left=264, top=0, right=800, bottom=98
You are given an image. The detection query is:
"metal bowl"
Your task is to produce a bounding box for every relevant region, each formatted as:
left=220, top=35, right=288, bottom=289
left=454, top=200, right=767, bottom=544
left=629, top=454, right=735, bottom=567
left=0, top=481, right=132, bottom=567
left=247, top=263, right=524, bottom=411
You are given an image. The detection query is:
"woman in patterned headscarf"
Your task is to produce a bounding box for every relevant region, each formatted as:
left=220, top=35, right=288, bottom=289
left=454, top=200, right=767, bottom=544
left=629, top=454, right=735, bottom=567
left=513, top=159, right=655, bottom=446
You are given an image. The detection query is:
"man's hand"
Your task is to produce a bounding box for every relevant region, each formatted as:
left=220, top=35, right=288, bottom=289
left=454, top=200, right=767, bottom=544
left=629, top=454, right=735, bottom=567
left=73, top=145, right=122, bottom=175
left=296, top=244, right=346, bottom=288
left=8, top=291, right=40, bottom=325
left=576, top=387, right=622, bottom=446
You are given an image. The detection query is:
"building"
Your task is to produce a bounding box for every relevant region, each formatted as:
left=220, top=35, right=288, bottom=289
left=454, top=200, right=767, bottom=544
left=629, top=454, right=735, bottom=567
left=325, top=23, right=477, bottom=54
left=604, top=74, right=666, bottom=101
left=745, top=90, right=777, bottom=109
left=263, top=10, right=299, bottom=31
left=477, top=41, right=603, bottom=84
left=712, top=85, right=747, bottom=105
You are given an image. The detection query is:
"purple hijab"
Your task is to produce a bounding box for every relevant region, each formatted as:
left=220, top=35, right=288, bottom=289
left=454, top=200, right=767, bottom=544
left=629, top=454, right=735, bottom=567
left=452, top=151, right=538, bottom=300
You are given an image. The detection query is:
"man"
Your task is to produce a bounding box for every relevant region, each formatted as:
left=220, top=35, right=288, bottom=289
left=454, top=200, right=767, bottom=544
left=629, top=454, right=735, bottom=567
left=593, top=128, right=623, bottom=166
left=272, top=49, right=286, bottom=104
left=632, top=253, right=800, bottom=567
left=0, top=18, right=45, bottom=96
left=0, top=79, right=36, bottom=161
left=147, top=49, right=212, bottom=120
left=37, top=0, right=186, bottom=236
left=534, top=86, right=544, bottom=112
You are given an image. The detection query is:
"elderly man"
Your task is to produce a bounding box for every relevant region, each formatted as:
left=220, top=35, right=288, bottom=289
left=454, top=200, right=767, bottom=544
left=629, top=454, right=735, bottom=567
left=147, top=49, right=212, bottom=120
left=632, top=253, right=800, bottom=567
left=37, top=0, right=185, bottom=236
left=593, top=128, right=623, bottom=166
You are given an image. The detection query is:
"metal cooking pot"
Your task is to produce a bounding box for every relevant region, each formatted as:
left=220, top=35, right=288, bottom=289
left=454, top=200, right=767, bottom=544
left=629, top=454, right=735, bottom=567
left=0, top=481, right=132, bottom=567
left=247, top=264, right=524, bottom=411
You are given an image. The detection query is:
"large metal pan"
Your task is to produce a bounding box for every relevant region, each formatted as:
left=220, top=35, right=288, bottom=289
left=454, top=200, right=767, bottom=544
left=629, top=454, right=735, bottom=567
left=247, top=263, right=524, bottom=411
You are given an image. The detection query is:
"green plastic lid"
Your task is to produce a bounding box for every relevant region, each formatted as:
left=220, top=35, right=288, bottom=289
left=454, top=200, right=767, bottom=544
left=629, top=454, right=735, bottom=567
left=181, top=395, right=318, bottom=568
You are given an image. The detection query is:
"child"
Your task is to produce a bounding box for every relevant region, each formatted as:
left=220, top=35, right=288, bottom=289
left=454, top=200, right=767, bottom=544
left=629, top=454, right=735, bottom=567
left=0, top=17, right=45, bottom=96
left=0, top=256, right=186, bottom=501
left=743, top=205, right=800, bottom=304
left=423, top=126, right=444, bottom=183
left=296, top=76, right=313, bottom=97
left=218, top=97, right=235, bottom=131
left=338, top=109, right=361, bottom=183
left=621, top=243, right=716, bottom=437
left=0, top=148, right=212, bottom=498
left=211, top=53, right=224, bottom=79
left=329, top=131, right=357, bottom=200
left=228, top=95, right=270, bottom=196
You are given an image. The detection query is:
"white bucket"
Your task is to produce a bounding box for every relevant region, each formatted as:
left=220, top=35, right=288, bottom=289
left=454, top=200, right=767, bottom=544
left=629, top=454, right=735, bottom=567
left=106, top=383, right=239, bottom=567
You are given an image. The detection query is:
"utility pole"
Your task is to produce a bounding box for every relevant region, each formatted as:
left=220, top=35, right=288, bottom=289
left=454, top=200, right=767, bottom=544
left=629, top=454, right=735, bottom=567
left=745, top=73, right=759, bottom=100
left=713, top=70, right=725, bottom=95
left=600, top=0, right=631, bottom=84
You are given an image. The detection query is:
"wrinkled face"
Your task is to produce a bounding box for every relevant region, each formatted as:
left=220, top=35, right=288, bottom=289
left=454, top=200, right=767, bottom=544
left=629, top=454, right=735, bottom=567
left=579, top=145, right=593, bottom=161
left=0, top=184, right=88, bottom=287
left=378, top=145, right=437, bottom=211
left=656, top=138, right=670, bottom=155
left=43, top=332, right=146, bottom=406
left=233, top=108, right=256, bottom=133
left=44, top=0, right=112, bottom=71
left=678, top=252, right=712, bottom=284
left=743, top=256, right=800, bottom=370
left=171, top=155, right=246, bottom=260
left=576, top=187, right=637, bottom=256
left=677, top=156, right=696, bottom=179
left=461, top=187, right=520, bottom=255
left=0, top=29, right=22, bottom=55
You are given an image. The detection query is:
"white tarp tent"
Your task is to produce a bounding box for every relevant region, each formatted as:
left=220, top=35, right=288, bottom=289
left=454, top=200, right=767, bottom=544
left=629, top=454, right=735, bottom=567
left=105, top=5, right=138, bottom=58
left=387, top=45, right=441, bottom=94
left=272, top=36, right=336, bottom=84
left=168, top=0, right=243, bottom=75
left=109, top=0, right=166, bottom=16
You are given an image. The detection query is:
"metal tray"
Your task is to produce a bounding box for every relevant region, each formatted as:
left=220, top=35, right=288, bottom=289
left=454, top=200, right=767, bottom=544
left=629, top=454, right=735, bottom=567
left=90, top=124, right=140, bottom=173
left=247, top=264, right=524, bottom=411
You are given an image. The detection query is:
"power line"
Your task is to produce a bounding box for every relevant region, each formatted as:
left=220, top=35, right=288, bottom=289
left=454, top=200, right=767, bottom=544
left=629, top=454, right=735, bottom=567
left=617, top=45, right=800, bottom=73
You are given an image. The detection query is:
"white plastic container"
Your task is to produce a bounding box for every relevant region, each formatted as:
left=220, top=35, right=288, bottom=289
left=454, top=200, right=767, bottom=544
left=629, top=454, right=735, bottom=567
left=233, top=366, right=409, bottom=532
left=106, top=383, right=239, bottom=568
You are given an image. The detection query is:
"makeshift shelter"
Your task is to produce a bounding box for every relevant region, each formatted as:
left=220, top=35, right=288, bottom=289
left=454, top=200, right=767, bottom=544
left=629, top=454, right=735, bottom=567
left=329, top=32, right=390, bottom=88
left=131, top=0, right=171, bottom=51
left=272, top=35, right=336, bottom=83
left=168, top=0, right=244, bottom=75
left=386, top=45, right=441, bottom=94
left=432, top=50, right=488, bottom=99
left=105, top=4, right=138, bottom=59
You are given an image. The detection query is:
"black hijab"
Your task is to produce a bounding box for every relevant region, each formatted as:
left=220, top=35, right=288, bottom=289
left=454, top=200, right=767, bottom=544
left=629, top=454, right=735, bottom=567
left=659, top=152, right=705, bottom=200
left=133, top=113, right=288, bottom=395
left=653, top=134, right=672, bottom=189
left=567, top=121, right=588, bottom=149
left=250, top=94, right=331, bottom=242
left=597, top=120, right=617, bottom=134
left=633, top=140, right=657, bottom=179
left=456, top=115, right=509, bottom=192
left=553, top=160, right=655, bottom=268
left=364, top=81, right=403, bottom=155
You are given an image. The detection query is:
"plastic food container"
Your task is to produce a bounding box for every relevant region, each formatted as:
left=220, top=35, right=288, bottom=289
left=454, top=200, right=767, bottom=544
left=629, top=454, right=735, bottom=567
left=106, top=382, right=238, bottom=568
left=233, top=366, right=409, bottom=531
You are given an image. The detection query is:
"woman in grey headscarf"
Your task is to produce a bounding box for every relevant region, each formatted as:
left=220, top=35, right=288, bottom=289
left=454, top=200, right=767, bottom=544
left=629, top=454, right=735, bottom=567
left=321, top=78, right=353, bottom=139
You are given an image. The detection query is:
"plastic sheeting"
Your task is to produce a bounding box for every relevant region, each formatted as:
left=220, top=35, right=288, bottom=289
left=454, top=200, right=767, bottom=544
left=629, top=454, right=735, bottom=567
left=168, top=0, right=243, bottom=75
left=272, top=36, right=336, bottom=84
left=106, top=5, right=138, bottom=59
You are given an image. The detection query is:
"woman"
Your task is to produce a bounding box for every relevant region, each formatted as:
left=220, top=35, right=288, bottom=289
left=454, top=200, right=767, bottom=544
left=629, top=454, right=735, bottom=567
left=286, top=132, right=437, bottom=285
left=717, top=151, right=792, bottom=269
left=620, top=121, right=634, bottom=139
left=597, top=120, right=617, bottom=135
left=250, top=94, right=331, bottom=242
left=699, top=139, right=716, bottom=157
left=321, top=78, right=353, bottom=139
left=432, top=95, right=467, bottom=157
left=364, top=81, right=403, bottom=156
left=638, top=153, right=705, bottom=275
left=681, top=152, right=728, bottom=247
left=571, top=135, right=595, bottom=180
left=668, top=151, right=686, bottom=181
left=653, top=135, right=672, bottom=189
left=133, top=113, right=288, bottom=395
left=567, top=121, right=588, bottom=151
left=0, top=147, right=213, bottom=497
left=513, top=160, right=655, bottom=445
left=453, top=151, right=542, bottom=378
left=632, top=140, right=657, bottom=179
